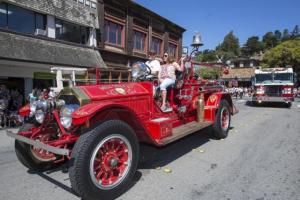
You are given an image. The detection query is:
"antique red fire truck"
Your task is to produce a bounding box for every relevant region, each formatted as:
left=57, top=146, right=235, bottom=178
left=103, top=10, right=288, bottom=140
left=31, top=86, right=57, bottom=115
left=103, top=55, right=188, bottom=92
left=252, top=68, right=296, bottom=107
left=7, top=36, right=237, bottom=200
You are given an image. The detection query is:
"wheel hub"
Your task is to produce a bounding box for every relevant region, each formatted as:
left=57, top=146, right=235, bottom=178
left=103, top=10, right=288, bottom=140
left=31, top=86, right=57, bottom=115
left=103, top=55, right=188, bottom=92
left=109, top=157, right=119, bottom=168
left=221, top=108, right=229, bottom=131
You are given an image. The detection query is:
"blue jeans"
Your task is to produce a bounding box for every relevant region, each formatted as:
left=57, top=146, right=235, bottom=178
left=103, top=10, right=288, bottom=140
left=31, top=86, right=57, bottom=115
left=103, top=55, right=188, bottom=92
left=160, top=78, right=175, bottom=91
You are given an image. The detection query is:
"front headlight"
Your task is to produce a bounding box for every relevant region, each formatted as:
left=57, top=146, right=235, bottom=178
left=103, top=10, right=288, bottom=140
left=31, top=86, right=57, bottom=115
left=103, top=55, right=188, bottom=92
left=30, top=100, right=48, bottom=116
left=60, top=104, right=79, bottom=129
left=30, top=101, right=37, bottom=115
left=60, top=116, right=72, bottom=129
left=282, top=87, right=292, bottom=94
left=35, top=110, right=45, bottom=124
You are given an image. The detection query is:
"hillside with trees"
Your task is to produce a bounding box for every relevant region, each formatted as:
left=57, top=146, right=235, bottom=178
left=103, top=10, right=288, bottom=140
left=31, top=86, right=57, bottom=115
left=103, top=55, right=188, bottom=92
left=196, top=25, right=300, bottom=81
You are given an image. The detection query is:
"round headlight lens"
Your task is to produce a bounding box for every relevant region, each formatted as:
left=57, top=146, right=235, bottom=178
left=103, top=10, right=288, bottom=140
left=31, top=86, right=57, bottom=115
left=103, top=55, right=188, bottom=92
left=35, top=110, right=45, bottom=124
left=30, top=101, right=37, bottom=115
left=60, top=116, right=72, bottom=129
left=60, top=104, right=79, bottom=129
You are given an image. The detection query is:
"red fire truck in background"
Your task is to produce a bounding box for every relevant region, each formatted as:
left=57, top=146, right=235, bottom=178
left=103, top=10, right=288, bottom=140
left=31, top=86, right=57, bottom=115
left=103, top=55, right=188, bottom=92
left=252, top=68, right=296, bottom=107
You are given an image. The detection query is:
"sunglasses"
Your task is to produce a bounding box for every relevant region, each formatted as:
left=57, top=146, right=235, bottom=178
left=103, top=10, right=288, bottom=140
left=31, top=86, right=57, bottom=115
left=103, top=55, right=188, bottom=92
left=163, top=54, right=168, bottom=57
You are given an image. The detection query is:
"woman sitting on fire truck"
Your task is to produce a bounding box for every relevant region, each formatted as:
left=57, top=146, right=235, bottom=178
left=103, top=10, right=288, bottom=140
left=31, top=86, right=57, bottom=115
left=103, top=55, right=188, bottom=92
left=159, top=53, right=185, bottom=112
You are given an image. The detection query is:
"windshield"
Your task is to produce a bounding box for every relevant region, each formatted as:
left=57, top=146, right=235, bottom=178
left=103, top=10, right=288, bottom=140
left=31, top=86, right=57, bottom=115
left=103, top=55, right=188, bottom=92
left=255, top=74, right=273, bottom=84
left=273, top=73, right=293, bottom=83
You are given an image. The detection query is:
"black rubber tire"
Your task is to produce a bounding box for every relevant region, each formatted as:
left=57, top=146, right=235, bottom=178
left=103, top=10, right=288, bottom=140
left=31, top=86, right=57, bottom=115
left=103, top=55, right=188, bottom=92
left=212, top=100, right=231, bottom=139
left=286, top=102, right=292, bottom=108
left=15, top=123, right=56, bottom=171
left=69, top=120, right=139, bottom=200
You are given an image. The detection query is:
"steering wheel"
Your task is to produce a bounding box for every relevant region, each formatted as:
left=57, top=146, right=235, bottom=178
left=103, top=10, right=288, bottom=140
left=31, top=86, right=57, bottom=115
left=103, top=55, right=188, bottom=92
left=145, top=64, right=152, bottom=76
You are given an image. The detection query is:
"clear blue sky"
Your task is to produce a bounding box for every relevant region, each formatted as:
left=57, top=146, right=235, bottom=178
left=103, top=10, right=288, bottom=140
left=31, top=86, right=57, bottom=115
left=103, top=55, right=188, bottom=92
left=135, top=0, right=300, bottom=50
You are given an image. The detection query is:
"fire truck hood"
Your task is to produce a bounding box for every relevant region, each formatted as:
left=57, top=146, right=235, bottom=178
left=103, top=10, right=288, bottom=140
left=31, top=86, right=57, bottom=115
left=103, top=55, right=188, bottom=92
left=78, top=83, right=150, bottom=101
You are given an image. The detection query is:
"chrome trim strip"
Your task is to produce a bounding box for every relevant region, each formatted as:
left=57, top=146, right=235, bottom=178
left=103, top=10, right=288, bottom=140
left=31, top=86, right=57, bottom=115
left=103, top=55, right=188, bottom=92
left=6, top=130, right=70, bottom=156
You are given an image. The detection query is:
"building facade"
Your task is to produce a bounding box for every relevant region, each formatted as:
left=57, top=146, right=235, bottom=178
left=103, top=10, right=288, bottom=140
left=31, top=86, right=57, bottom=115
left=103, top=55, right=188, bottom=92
left=221, top=56, right=262, bottom=87
left=97, top=0, right=185, bottom=69
left=0, top=0, right=106, bottom=97
left=0, top=0, right=185, bottom=98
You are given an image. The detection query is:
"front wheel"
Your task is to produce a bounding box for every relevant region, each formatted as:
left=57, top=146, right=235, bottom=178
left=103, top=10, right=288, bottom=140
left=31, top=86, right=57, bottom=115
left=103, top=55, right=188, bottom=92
left=212, top=100, right=231, bottom=139
left=69, top=120, right=139, bottom=200
left=15, top=123, right=57, bottom=171
left=286, top=102, right=292, bottom=108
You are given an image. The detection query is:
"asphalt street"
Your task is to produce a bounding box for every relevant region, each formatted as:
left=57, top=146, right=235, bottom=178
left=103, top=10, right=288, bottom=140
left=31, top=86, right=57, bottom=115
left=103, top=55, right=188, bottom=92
left=0, top=97, right=300, bottom=200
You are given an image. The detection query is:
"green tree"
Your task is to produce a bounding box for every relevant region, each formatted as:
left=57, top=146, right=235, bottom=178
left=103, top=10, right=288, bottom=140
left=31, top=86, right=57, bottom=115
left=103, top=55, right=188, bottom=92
left=282, top=29, right=290, bottom=41
left=291, top=25, right=300, bottom=39
left=262, top=32, right=278, bottom=49
left=241, top=36, right=264, bottom=56
left=216, top=31, right=240, bottom=62
left=196, top=67, right=220, bottom=79
left=196, top=49, right=218, bottom=62
left=274, top=30, right=282, bottom=42
left=262, top=39, right=300, bottom=80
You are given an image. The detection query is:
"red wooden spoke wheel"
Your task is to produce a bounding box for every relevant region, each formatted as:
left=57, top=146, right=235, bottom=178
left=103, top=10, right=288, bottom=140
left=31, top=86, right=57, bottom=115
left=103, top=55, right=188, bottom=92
left=221, top=107, right=229, bottom=131
left=30, top=134, right=56, bottom=162
left=89, top=134, right=132, bottom=190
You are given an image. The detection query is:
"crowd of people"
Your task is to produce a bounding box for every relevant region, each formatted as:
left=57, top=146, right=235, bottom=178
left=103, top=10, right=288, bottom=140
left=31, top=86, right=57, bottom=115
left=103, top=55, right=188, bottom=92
left=0, top=84, right=23, bottom=112
left=0, top=85, right=53, bottom=127
left=226, top=86, right=254, bottom=99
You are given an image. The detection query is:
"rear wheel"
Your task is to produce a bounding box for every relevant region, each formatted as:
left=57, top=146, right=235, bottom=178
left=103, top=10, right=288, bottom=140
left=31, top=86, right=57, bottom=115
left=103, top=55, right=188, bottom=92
left=15, top=123, right=57, bottom=171
left=212, top=100, right=231, bottom=139
left=69, top=120, right=139, bottom=200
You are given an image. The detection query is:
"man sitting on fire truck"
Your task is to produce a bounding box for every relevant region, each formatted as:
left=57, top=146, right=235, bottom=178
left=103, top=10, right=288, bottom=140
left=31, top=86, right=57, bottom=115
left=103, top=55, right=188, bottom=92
left=145, top=51, right=161, bottom=76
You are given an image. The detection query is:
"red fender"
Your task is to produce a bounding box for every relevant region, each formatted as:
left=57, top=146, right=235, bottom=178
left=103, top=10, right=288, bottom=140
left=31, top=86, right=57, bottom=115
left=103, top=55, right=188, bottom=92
left=204, top=92, right=237, bottom=121
left=72, top=102, right=158, bottom=145
left=72, top=102, right=139, bottom=126
left=19, top=104, right=30, bottom=117
left=205, top=93, right=223, bottom=108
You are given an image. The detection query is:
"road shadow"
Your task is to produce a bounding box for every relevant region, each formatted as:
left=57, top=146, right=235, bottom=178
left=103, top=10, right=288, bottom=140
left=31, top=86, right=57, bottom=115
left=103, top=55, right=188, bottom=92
left=245, top=100, right=291, bottom=109
left=138, top=127, right=212, bottom=169
left=27, top=161, right=142, bottom=200
left=25, top=127, right=216, bottom=199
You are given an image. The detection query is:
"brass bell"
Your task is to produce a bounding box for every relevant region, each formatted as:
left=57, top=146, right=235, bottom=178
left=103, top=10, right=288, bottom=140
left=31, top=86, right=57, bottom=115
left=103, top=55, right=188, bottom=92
left=191, top=32, right=203, bottom=48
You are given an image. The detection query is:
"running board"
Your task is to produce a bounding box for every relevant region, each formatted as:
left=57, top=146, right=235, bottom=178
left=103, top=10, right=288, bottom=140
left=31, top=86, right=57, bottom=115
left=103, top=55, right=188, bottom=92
left=161, top=121, right=212, bottom=145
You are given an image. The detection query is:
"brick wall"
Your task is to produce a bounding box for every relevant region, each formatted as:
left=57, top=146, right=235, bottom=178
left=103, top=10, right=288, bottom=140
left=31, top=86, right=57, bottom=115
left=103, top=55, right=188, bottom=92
left=4, top=0, right=99, bottom=28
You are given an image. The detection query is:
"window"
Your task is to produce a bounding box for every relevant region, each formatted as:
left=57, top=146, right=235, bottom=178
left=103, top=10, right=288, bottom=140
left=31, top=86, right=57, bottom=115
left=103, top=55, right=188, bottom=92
left=105, top=20, right=123, bottom=46
left=55, top=19, right=89, bottom=44
left=36, top=13, right=46, bottom=30
left=133, top=30, right=146, bottom=52
left=0, top=3, right=46, bottom=34
left=8, top=4, right=35, bottom=34
left=0, top=3, right=7, bottom=28
left=168, top=42, right=177, bottom=58
left=151, top=37, right=162, bottom=55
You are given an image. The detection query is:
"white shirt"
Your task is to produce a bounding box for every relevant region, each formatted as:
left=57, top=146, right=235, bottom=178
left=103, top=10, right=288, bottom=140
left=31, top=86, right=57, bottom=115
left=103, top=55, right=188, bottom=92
left=146, top=60, right=161, bottom=75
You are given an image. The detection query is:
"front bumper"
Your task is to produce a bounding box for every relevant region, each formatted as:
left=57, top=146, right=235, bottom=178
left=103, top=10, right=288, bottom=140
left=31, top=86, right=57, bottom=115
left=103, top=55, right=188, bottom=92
left=6, top=130, right=70, bottom=156
left=252, top=96, right=294, bottom=103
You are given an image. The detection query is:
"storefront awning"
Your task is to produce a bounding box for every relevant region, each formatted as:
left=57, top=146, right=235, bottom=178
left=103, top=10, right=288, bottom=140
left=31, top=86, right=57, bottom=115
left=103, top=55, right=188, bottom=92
left=34, top=72, right=56, bottom=80
left=0, top=31, right=107, bottom=68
